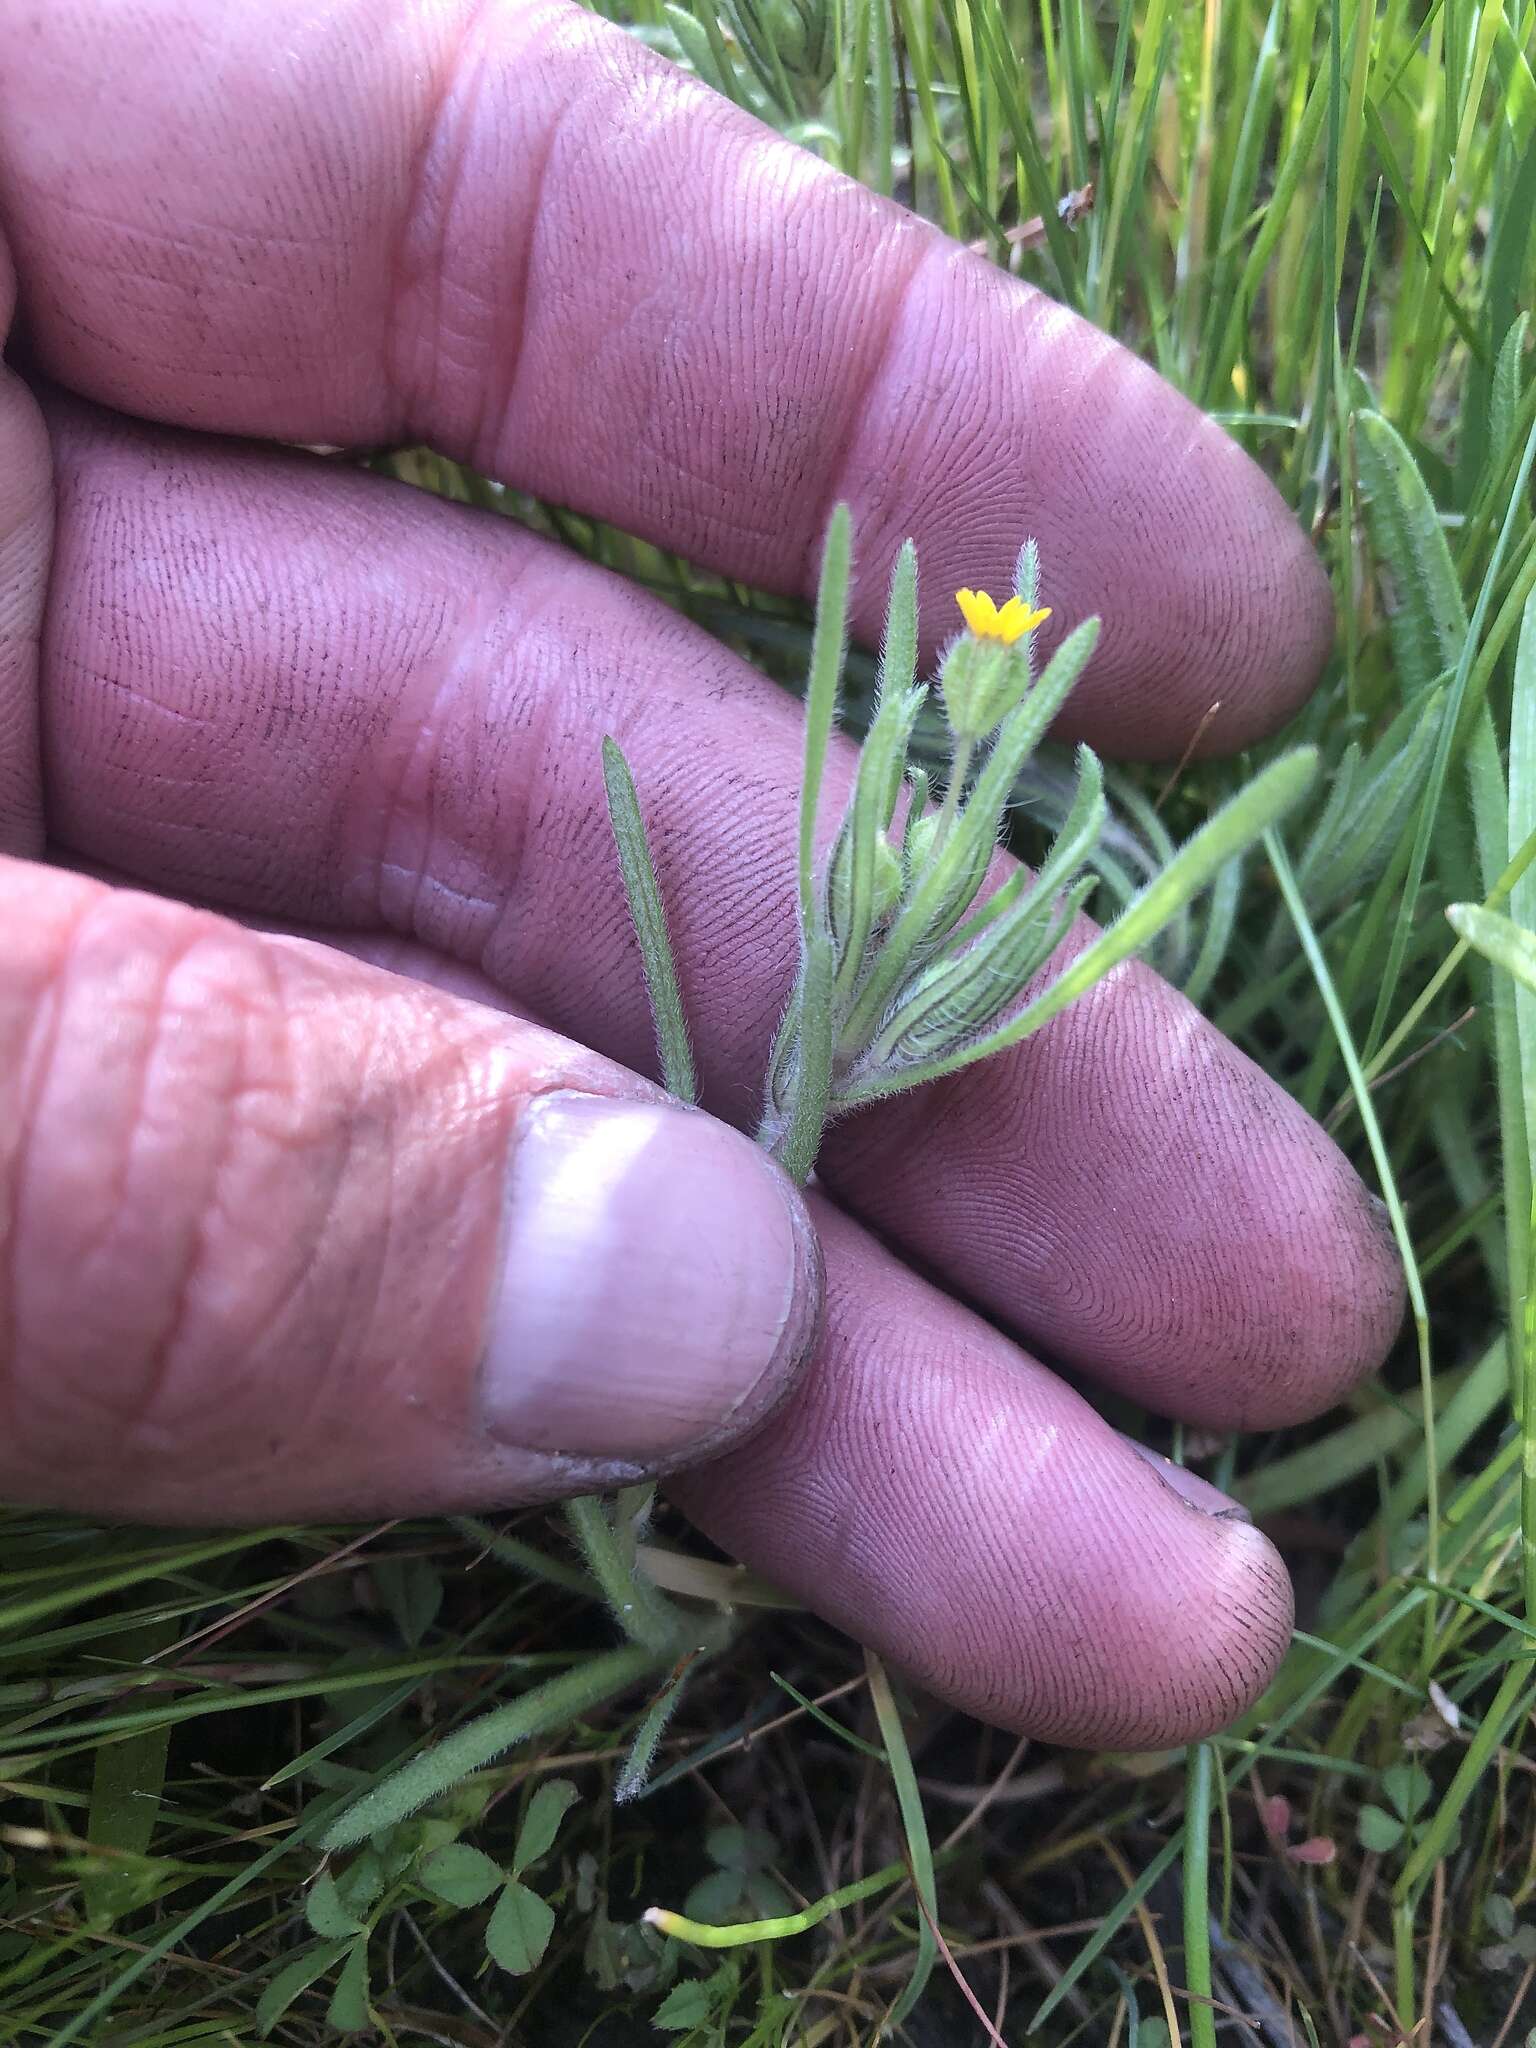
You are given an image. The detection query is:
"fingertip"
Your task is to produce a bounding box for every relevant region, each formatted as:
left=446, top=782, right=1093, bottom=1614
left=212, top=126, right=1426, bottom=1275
left=482, top=1095, right=823, bottom=1468
left=835, top=248, right=1335, bottom=759
left=1034, top=1425, right=1296, bottom=1747
left=672, top=1203, right=1297, bottom=1749
left=1237, top=1168, right=1405, bottom=1430
left=1012, top=1430, right=1296, bottom=1746
left=1179, top=446, right=1336, bottom=757
left=1158, top=1514, right=1296, bottom=1740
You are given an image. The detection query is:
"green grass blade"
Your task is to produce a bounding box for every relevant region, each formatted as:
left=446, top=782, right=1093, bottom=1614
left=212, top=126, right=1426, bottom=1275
left=1267, top=824, right=1437, bottom=1576
left=1395, top=1659, right=1536, bottom=1901
left=864, top=1651, right=938, bottom=2030
left=1182, top=1743, right=1219, bottom=2048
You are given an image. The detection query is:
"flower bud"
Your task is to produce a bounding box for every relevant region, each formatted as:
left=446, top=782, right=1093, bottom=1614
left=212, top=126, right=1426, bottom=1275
left=869, top=838, right=904, bottom=923
left=938, top=634, right=1022, bottom=742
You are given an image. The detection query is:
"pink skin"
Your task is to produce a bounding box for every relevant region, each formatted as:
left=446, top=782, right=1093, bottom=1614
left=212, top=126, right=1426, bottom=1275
left=3, top=0, right=1327, bottom=758
left=0, top=0, right=1404, bottom=1744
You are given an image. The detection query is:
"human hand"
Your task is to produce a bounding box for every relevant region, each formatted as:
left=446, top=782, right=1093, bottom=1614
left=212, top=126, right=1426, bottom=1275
left=0, top=0, right=1401, bottom=1746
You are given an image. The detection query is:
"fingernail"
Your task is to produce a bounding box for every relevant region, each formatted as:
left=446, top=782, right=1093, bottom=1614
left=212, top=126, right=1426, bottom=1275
left=482, top=1093, right=821, bottom=1462
left=1118, top=1434, right=1251, bottom=1521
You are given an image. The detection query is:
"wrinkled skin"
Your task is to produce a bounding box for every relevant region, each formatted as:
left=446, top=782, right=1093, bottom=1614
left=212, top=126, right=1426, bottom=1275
left=0, top=0, right=1402, bottom=1747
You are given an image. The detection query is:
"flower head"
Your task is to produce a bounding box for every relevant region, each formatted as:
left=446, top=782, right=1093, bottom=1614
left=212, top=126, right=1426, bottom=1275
left=955, top=587, right=1052, bottom=645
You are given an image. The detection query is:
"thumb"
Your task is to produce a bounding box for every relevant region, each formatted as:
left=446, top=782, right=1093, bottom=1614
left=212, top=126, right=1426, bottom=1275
left=1, top=859, right=820, bottom=1520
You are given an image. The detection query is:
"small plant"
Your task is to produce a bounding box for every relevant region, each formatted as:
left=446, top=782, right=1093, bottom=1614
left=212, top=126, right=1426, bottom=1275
left=681, top=1823, right=794, bottom=1924
left=609, top=502, right=1317, bottom=1186
left=316, top=509, right=1316, bottom=1907
left=1480, top=1895, right=1536, bottom=1975
left=262, top=1779, right=581, bottom=2035
left=303, top=511, right=1318, bottom=2048
left=1355, top=1761, right=1460, bottom=1859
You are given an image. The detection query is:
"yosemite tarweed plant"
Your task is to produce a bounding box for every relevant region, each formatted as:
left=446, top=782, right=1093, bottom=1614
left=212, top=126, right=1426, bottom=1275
left=322, top=504, right=1315, bottom=1876
left=609, top=501, right=1316, bottom=1187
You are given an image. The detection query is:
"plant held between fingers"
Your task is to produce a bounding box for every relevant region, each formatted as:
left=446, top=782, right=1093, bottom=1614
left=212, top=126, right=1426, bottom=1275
left=321, top=502, right=1316, bottom=1866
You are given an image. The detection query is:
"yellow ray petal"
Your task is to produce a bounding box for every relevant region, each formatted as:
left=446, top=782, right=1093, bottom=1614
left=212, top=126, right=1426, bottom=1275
left=954, top=587, right=1002, bottom=636
left=993, top=595, right=1030, bottom=643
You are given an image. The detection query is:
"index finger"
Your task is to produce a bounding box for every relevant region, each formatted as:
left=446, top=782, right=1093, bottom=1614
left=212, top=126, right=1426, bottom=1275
left=0, top=0, right=1330, bottom=757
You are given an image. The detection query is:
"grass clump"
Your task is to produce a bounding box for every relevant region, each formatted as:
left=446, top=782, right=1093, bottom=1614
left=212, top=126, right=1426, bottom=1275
left=6, top=0, right=1536, bottom=2041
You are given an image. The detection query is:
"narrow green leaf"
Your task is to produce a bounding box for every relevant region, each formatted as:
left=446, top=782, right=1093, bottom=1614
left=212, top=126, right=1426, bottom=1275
left=873, top=873, right=1094, bottom=1067
left=1015, top=537, right=1041, bottom=611
left=776, top=923, right=837, bottom=1184
left=1491, top=313, right=1531, bottom=469
left=82, top=1617, right=174, bottom=1928
left=939, top=743, right=1106, bottom=959
left=0, top=1530, right=281, bottom=1640
left=1397, top=1660, right=1536, bottom=1904
left=486, top=1879, right=557, bottom=1975
left=1296, top=692, right=1445, bottom=916
left=1267, top=821, right=1437, bottom=1580
left=1095, top=0, right=1174, bottom=315
left=325, top=1934, right=371, bottom=2032
left=615, top=1671, right=690, bottom=1803
left=1196, top=0, right=1283, bottom=405
left=514, top=1777, right=581, bottom=1871
left=563, top=1494, right=681, bottom=1655
left=419, top=1842, right=505, bottom=1908
left=256, top=1938, right=355, bottom=2038
left=827, top=682, right=924, bottom=991
left=1179, top=842, right=1244, bottom=1007
left=445, top=1517, right=595, bottom=1600
left=902, top=766, right=930, bottom=859
left=1354, top=411, right=1467, bottom=698
left=799, top=504, right=853, bottom=929
left=973, top=0, right=1082, bottom=304
left=1504, top=591, right=1536, bottom=1242
left=1447, top=903, right=1536, bottom=993
left=717, top=0, right=795, bottom=109
left=768, top=1670, right=885, bottom=1759
left=1238, top=1366, right=1469, bottom=1516
left=864, top=1652, right=938, bottom=2030
left=1467, top=708, right=1532, bottom=1332
left=878, top=540, right=919, bottom=700
left=322, top=1642, right=659, bottom=1849
left=663, top=4, right=750, bottom=106
left=602, top=736, right=698, bottom=1105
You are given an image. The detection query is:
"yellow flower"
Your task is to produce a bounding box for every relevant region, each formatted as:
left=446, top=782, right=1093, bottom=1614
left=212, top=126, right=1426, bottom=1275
left=954, top=588, right=1052, bottom=644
